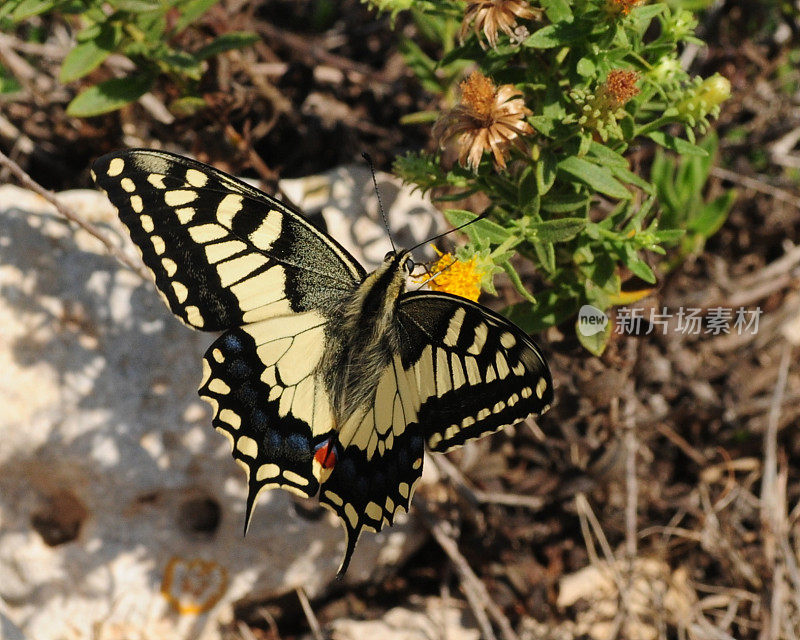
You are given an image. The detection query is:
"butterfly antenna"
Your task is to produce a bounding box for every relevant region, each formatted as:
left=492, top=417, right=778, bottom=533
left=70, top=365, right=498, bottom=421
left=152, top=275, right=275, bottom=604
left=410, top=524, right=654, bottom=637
left=362, top=152, right=396, bottom=253
left=407, top=208, right=491, bottom=254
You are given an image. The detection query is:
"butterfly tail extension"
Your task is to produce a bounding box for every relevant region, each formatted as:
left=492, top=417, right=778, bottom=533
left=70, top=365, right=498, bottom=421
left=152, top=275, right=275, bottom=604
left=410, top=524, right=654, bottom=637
left=336, top=518, right=362, bottom=578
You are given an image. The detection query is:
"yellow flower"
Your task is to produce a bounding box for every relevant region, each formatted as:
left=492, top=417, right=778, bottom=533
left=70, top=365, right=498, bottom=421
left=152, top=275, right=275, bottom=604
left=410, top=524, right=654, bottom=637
left=460, top=0, right=541, bottom=48
left=435, top=71, right=533, bottom=172
left=415, top=248, right=486, bottom=302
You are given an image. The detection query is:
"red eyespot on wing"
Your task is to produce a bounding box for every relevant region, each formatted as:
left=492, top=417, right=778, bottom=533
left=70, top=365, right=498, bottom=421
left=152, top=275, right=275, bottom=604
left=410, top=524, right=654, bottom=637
left=314, top=439, right=338, bottom=470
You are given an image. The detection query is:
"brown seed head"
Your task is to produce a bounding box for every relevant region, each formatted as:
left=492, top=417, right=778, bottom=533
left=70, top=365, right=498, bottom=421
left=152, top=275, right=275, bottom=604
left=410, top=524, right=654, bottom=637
left=603, top=69, right=640, bottom=106
left=605, top=0, right=643, bottom=16
left=460, top=71, right=498, bottom=122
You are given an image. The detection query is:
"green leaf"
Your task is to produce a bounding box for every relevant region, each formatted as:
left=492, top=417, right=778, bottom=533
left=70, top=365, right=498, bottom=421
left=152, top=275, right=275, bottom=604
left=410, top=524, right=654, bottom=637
left=0, top=0, right=24, bottom=19
left=11, top=0, right=59, bottom=20
left=609, top=165, right=654, bottom=194
left=444, top=209, right=510, bottom=244
left=60, top=24, right=118, bottom=83
left=518, top=166, right=537, bottom=207
left=0, top=63, right=21, bottom=94
left=195, top=31, right=258, bottom=60
left=66, top=73, right=154, bottom=117
left=500, top=261, right=536, bottom=303
left=539, top=0, right=572, bottom=21
left=156, top=49, right=203, bottom=79
left=532, top=240, right=556, bottom=275
left=440, top=40, right=481, bottom=67
left=523, top=21, right=586, bottom=49
left=169, top=95, right=207, bottom=116
left=541, top=193, right=591, bottom=213
left=653, top=229, right=685, bottom=244
left=558, top=156, right=631, bottom=199
left=582, top=252, right=616, bottom=288
left=109, top=0, right=160, bottom=11
left=647, top=131, right=708, bottom=156
left=620, top=245, right=656, bottom=283
left=133, top=10, right=166, bottom=40
left=588, top=141, right=629, bottom=168
left=529, top=217, right=586, bottom=243
left=576, top=56, right=595, bottom=77
left=505, top=293, right=580, bottom=333
left=629, top=3, right=665, bottom=21
left=535, top=149, right=558, bottom=195
left=688, top=190, right=736, bottom=237
left=529, top=115, right=556, bottom=137
left=576, top=314, right=611, bottom=356
left=174, top=0, right=219, bottom=32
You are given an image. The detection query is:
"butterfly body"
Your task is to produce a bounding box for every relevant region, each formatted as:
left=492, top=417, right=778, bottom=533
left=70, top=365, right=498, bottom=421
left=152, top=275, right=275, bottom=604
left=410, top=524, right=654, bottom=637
left=92, top=149, right=553, bottom=575
left=321, top=251, right=411, bottom=421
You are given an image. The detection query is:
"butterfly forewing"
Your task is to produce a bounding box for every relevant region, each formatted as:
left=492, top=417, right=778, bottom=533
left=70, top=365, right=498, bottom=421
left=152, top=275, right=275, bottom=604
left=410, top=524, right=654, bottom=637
left=397, top=292, right=553, bottom=452
left=92, top=150, right=364, bottom=330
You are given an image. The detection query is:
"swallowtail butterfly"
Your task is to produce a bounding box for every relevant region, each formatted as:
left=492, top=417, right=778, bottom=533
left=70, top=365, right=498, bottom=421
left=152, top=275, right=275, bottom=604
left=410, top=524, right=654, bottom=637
left=93, top=150, right=553, bottom=575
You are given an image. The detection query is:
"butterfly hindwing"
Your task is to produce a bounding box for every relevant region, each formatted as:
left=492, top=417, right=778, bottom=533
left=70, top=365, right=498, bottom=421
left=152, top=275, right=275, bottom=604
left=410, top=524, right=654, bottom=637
left=397, top=291, right=553, bottom=452
left=92, top=150, right=365, bottom=330
left=198, top=311, right=337, bottom=527
left=320, top=357, right=425, bottom=573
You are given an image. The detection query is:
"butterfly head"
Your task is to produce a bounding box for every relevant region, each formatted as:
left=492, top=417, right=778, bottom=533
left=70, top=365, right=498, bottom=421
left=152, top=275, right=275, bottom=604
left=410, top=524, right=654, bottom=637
left=383, top=249, right=415, bottom=275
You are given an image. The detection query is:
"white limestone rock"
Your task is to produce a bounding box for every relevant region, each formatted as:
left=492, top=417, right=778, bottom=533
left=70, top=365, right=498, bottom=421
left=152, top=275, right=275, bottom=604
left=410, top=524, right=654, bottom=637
left=330, top=598, right=481, bottom=640
left=0, top=165, right=440, bottom=640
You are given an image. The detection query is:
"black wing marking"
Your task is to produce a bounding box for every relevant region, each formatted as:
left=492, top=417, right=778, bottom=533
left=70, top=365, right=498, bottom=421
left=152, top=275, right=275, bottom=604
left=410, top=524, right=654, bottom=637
left=397, top=291, right=553, bottom=452
left=319, top=356, right=425, bottom=575
left=198, top=312, right=336, bottom=529
left=92, top=149, right=366, bottom=330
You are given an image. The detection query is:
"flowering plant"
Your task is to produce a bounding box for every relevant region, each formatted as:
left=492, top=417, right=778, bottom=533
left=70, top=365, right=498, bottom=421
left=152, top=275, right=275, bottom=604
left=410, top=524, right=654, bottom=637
left=368, top=0, right=731, bottom=355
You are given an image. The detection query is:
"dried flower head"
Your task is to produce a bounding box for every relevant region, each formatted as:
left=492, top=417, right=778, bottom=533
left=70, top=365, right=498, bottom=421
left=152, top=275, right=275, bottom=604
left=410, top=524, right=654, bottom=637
left=604, top=0, right=643, bottom=17
left=460, top=0, right=541, bottom=48
left=435, top=71, right=533, bottom=172
left=572, top=70, right=640, bottom=141
left=604, top=69, right=641, bottom=106
left=414, top=247, right=486, bottom=301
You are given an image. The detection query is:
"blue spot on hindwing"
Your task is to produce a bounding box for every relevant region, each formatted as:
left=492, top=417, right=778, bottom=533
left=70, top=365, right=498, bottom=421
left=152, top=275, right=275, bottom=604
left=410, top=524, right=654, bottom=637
left=223, top=332, right=244, bottom=353
left=285, top=431, right=310, bottom=462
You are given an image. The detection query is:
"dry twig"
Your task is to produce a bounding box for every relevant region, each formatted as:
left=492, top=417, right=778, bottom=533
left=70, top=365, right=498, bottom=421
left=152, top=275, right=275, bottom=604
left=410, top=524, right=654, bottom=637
left=710, top=166, right=800, bottom=210
left=296, top=587, right=324, bottom=640
left=415, top=497, right=519, bottom=640
left=431, top=454, right=546, bottom=511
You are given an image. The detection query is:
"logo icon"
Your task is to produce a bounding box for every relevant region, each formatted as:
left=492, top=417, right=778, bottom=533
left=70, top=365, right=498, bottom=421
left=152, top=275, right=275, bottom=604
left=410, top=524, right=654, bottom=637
left=577, top=304, right=608, bottom=336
